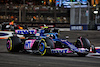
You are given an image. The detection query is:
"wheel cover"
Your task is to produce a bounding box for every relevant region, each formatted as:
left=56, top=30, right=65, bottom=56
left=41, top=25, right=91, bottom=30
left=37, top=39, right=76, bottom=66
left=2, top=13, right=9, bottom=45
left=39, top=43, right=45, bottom=52
left=7, top=37, right=12, bottom=51
left=39, top=39, right=47, bottom=56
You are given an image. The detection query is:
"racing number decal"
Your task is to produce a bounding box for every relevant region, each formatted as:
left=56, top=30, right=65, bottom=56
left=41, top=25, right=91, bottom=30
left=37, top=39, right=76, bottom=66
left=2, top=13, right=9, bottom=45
left=39, top=39, right=47, bottom=56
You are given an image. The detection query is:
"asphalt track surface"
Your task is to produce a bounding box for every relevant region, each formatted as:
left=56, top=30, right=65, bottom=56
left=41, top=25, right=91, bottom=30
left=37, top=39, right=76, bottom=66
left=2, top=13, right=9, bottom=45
left=0, top=31, right=100, bottom=67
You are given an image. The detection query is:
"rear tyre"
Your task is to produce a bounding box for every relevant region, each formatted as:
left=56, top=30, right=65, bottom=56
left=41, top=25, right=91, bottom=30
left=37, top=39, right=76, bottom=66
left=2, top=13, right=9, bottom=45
left=6, top=36, right=22, bottom=52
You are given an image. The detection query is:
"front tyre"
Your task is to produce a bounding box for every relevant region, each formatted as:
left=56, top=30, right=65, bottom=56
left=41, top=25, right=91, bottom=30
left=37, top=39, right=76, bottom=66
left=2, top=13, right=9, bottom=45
left=38, top=39, right=47, bottom=56
left=75, top=37, right=91, bottom=56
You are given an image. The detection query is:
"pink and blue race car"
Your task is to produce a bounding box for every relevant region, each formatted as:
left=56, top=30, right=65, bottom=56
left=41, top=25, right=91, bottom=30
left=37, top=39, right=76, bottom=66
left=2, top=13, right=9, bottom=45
left=6, top=28, right=95, bottom=56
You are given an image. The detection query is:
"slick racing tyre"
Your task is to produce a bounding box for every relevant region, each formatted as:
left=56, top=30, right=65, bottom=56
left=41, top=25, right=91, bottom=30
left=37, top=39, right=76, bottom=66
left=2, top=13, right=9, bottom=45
left=75, top=37, right=91, bottom=56
left=75, top=37, right=91, bottom=49
left=45, top=37, right=55, bottom=49
left=6, top=36, right=22, bottom=52
left=38, top=37, right=55, bottom=56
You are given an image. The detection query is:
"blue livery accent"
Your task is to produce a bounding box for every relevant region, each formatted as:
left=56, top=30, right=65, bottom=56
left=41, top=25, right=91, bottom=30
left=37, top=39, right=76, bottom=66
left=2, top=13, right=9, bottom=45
left=96, top=49, right=100, bottom=53
left=0, top=33, right=9, bottom=36
left=54, top=39, right=79, bottom=52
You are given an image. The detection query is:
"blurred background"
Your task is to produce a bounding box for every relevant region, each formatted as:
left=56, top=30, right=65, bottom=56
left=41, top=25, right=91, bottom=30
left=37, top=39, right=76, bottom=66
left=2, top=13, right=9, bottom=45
left=0, top=0, right=100, bottom=29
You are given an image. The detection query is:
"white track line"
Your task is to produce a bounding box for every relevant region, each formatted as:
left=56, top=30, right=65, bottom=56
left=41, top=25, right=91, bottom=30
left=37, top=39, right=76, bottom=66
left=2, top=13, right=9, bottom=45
left=87, top=53, right=100, bottom=58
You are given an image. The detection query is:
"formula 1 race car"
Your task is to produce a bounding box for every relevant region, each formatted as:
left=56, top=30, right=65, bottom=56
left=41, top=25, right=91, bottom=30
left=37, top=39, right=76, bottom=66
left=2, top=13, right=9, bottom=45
left=6, top=29, right=95, bottom=57
left=1, top=21, right=26, bottom=31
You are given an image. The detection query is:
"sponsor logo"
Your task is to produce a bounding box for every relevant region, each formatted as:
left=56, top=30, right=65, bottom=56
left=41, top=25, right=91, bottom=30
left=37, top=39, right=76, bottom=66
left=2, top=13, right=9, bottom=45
left=78, top=48, right=89, bottom=53
left=24, top=40, right=32, bottom=49
left=24, top=40, right=35, bottom=49
left=25, top=40, right=31, bottom=49
left=51, top=49, right=68, bottom=53
left=15, top=30, right=36, bottom=34
left=71, top=26, right=83, bottom=30
left=61, top=40, right=66, bottom=42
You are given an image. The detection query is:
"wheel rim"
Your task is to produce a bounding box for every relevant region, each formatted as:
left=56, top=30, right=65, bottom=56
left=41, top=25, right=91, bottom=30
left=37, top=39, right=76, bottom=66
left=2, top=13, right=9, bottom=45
left=7, top=40, right=10, bottom=50
left=39, top=39, right=47, bottom=56
left=7, top=38, right=12, bottom=51
left=39, top=43, right=45, bottom=52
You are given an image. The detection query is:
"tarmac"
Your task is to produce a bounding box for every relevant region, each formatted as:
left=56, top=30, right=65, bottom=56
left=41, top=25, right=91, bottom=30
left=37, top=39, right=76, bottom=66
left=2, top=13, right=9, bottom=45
left=0, top=30, right=100, bottom=67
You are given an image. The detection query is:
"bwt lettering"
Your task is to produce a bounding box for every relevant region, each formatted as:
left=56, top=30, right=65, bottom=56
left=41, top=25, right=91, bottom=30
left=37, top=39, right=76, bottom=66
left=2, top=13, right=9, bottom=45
left=16, top=30, right=36, bottom=34
left=51, top=49, right=68, bottom=53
